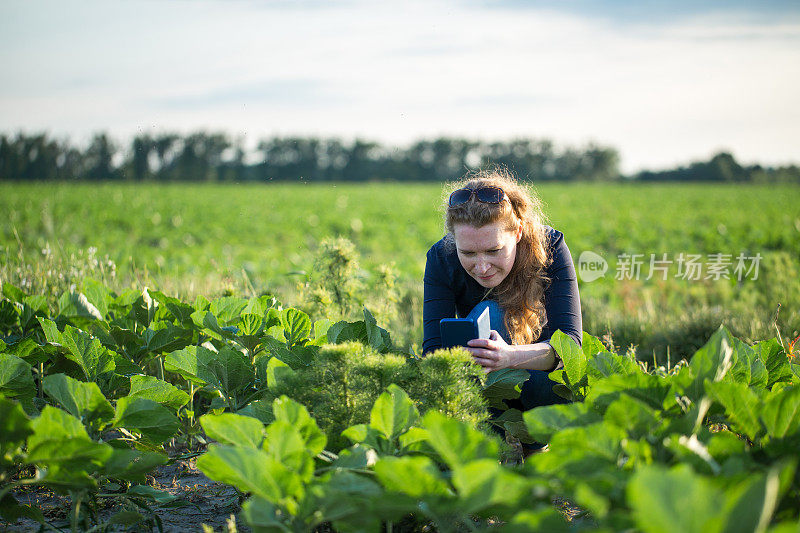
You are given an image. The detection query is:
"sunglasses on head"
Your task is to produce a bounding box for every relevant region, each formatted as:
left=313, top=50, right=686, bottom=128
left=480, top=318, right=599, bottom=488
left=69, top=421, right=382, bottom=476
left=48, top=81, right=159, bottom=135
left=448, top=186, right=506, bottom=208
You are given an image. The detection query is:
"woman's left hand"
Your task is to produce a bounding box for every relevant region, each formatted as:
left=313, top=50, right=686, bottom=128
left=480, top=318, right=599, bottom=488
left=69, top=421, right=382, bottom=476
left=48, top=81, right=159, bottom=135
left=466, top=330, right=517, bottom=373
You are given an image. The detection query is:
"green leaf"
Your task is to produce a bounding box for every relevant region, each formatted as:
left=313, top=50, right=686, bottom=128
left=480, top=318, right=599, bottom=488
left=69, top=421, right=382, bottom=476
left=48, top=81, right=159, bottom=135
left=550, top=330, right=586, bottom=390
left=603, top=395, right=660, bottom=439
left=150, top=290, right=195, bottom=327
left=141, top=325, right=192, bottom=355
left=81, top=278, right=111, bottom=319
left=587, top=350, right=640, bottom=379
left=272, top=396, right=327, bottom=455
left=265, top=356, right=294, bottom=391
left=58, top=291, right=104, bottom=321
left=0, top=353, right=35, bottom=400
left=373, top=455, right=451, bottom=497
left=128, top=288, right=157, bottom=328
left=482, top=368, right=528, bottom=409
left=197, top=444, right=304, bottom=503
left=113, top=397, right=180, bottom=444
left=128, top=375, right=190, bottom=412
left=201, top=413, right=265, bottom=448
left=0, top=397, right=32, bottom=460
left=327, top=320, right=368, bottom=345
left=263, top=420, right=314, bottom=480
left=43, top=373, right=114, bottom=427
left=102, top=449, right=169, bottom=482
left=126, top=485, right=182, bottom=505
left=706, top=379, right=762, bottom=441
left=2, top=282, right=26, bottom=303
left=164, top=345, right=212, bottom=385
left=627, top=465, right=726, bottom=533
left=451, top=458, right=529, bottom=512
left=281, top=308, right=312, bottom=346
left=209, top=296, right=248, bottom=325
left=60, top=324, right=115, bottom=382
left=38, top=317, right=61, bottom=344
left=761, top=385, right=800, bottom=439
left=370, top=384, right=419, bottom=442
left=756, top=339, right=793, bottom=389
left=523, top=402, right=601, bottom=443
left=27, top=406, right=112, bottom=467
left=686, top=326, right=736, bottom=401
left=422, top=410, right=498, bottom=468
left=363, top=308, right=391, bottom=352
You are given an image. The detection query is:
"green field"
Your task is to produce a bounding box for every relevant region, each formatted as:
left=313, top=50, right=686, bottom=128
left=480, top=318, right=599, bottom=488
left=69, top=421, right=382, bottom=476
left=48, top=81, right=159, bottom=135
left=2, top=181, right=799, bottom=358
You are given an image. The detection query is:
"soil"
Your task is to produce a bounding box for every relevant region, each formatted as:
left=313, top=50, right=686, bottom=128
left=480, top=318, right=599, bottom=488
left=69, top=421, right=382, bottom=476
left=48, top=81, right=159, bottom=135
left=3, top=458, right=246, bottom=533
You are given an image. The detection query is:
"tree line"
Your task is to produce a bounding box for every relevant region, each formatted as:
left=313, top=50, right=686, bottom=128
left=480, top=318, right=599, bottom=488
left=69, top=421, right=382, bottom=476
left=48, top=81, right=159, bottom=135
left=0, top=131, right=797, bottom=183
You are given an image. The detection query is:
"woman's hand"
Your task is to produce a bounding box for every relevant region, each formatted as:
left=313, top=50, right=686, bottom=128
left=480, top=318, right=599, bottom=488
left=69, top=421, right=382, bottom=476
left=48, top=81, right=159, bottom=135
left=466, top=330, right=517, bottom=373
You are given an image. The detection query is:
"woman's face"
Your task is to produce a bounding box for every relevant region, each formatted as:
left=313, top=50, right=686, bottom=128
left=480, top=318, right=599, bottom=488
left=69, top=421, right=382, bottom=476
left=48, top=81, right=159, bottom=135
left=453, top=222, right=521, bottom=288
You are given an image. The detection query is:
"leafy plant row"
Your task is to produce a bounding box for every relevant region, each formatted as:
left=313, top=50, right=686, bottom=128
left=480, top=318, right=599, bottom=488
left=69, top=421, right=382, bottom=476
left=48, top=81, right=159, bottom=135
left=1, top=279, right=799, bottom=532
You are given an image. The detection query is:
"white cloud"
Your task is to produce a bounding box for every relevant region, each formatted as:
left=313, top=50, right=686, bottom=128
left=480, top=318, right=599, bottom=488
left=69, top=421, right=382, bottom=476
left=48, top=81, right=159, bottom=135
left=1, top=0, right=798, bottom=173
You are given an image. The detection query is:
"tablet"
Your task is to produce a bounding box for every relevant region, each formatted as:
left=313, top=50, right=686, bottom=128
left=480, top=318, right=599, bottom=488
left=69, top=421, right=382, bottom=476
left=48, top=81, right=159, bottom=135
left=439, top=307, right=491, bottom=349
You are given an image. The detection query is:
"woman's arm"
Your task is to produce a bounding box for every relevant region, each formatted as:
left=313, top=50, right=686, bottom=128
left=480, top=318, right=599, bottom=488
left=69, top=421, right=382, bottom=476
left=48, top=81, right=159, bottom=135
left=468, top=332, right=554, bottom=373
left=422, top=245, right=457, bottom=355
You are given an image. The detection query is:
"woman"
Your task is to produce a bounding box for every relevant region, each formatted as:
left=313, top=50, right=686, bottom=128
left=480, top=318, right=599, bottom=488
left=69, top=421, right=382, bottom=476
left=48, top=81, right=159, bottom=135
left=422, top=168, right=582, bottom=413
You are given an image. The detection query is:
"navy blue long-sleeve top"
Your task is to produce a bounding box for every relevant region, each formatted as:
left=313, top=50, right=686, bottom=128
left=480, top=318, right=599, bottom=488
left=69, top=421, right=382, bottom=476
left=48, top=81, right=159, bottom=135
left=422, top=226, right=582, bottom=355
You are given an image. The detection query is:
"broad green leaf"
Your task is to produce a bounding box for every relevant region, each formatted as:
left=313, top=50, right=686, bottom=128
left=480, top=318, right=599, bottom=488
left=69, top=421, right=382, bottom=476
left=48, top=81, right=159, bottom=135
left=373, top=455, right=451, bottom=497
left=102, top=449, right=169, bottom=482
left=586, top=372, right=672, bottom=413
left=240, top=497, right=286, bottom=531
left=128, top=288, right=157, bottom=328
left=0, top=397, right=32, bottom=460
left=60, top=324, right=115, bottom=382
left=209, top=296, right=248, bottom=325
left=582, top=331, right=607, bottom=357
left=58, top=291, right=104, bottom=321
left=201, top=413, right=264, bottom=448
left=27, top=406, right=112, bottom=467
left=113, top=397, right=180, bottom=443
left=164, top=345, right=213, bottom=385
left=327, top=320, right=368, bottom=345
left=272, top=396, right=327, bottom=455
left=761, top=385, right=800, bottom=439
left=722, top=467, right=782, bottom=533
left=2, top=282, right=26, bottom=302
left=43, top=373, right=114, bottom=427
left=38, top=317, right=61, bottom=344
left=363, top=308, right=391, bottom=352
left=686, top=326, right=735, bottom=401
left=141, top=325, right=192, bottom=355
left=237, top=312, right=264, bottom=336
left=281, top=308, right=312, bottom=346
left=422, top=410, right=498, bottom=468
left=370, top=384, right=419, bottom=442
left=550, top=330, right=586, bottom=389
left=126, top=485, right=182, bottom=505
left=265, top=356, right=294, bottom=391
left=587, top=350, right=640, bottom=379
left=0, top=353, right=35, bottom=400
left=128, top=375, right=190, bottom=412
left=482, top=368, right=528, bottom=409
left=706, top=379, right=762, bottom=441
left=452, top=458, right=529, bottom=512
left=263, top=420, right=314, bottom=480
left=627, top=465, right=726, bottom=533
left=756, top=339, right=793, bottom=389
left=197, top=444, right=304, bottom=503
left=604, top=395, right=660, bottom=439
left=523, top=402, right=602, bottom=443
left=81, top=278, right=111, bottom=319
left=205, top=345, right=255, bottom=400
left=150, top=290, right=195, bottom=327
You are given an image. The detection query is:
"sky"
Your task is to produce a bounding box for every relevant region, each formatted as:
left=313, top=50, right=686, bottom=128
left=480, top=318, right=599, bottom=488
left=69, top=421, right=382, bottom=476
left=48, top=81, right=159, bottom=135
left=1, top=0, right=799, bottom=174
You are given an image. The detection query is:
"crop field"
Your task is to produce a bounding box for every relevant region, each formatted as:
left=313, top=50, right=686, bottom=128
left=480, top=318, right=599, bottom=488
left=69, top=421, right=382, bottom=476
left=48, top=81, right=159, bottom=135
left=1, top=181, right=800, bottom=532
left=2, top=182, right=799, bottom=357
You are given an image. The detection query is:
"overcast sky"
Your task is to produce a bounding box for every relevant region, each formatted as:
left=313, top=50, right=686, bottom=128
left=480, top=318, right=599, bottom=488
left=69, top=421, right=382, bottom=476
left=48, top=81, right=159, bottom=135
left=2, top=0, right=799, bottom=173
